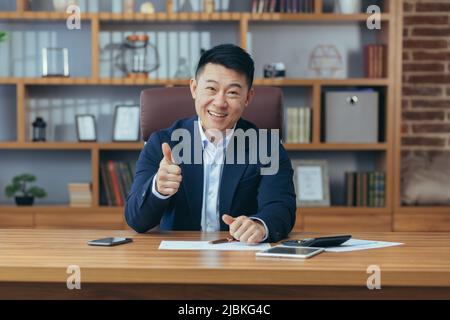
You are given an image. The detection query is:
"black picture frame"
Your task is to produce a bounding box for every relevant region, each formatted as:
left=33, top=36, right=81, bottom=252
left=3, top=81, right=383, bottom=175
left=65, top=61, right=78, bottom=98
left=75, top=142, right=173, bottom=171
left=75, top=114, right=97, bottom=142
left=112, top=105, right=140, bottom=142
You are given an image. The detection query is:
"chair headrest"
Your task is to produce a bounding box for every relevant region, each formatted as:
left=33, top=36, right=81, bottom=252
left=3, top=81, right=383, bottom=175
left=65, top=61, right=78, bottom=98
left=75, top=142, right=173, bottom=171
left=140, top=86, right=283, bottom=141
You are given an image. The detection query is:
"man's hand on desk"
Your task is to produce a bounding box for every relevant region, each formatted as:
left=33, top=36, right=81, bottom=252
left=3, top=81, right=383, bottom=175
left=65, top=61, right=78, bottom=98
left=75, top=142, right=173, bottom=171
left=222, top=214, right=266, bottom=244
left=156, top=143, right=182, bottom=197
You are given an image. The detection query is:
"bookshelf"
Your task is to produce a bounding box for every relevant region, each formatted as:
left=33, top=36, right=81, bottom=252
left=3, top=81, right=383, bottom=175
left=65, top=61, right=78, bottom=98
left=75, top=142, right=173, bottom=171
left=0, top=0, right=402, bottom=232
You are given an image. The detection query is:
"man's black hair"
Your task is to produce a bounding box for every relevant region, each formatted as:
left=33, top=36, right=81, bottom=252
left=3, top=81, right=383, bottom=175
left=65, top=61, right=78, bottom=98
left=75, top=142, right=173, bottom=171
left=195, top=44, right=255, bottom=89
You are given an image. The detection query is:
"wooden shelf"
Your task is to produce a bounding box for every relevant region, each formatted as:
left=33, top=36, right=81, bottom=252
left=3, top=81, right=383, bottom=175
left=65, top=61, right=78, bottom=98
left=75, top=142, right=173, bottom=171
left=0, top=205, right=122, bottom=212
left=284, top=143, right=388, bottom=151
left=0, top=142, right=95, bottom=150
left=396, top=206, right=450, bottom=214
left=0, top=77, right=389, bottom=86
left=299, top=207, right=390, bottom=215
left=0, top=142, right=387, bottom=151
left=0, top=205, right=390, bottom=215
left=0, top=142, right=144, bottom=150
left=98, top=143, right=144, bottom=150
left=248, top=13, right=391, bottom=22
left=0, top=11, right=96, bottom=20
left=0, top=11, right=391, bottom=22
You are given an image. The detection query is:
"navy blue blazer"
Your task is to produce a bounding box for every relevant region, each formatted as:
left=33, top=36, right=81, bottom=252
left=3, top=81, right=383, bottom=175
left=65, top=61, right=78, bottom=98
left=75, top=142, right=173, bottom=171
left=125, top=116, right=296, bottom=242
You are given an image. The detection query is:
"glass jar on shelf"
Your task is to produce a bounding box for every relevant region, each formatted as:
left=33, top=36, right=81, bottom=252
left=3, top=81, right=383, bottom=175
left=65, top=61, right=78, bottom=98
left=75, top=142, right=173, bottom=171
left=115, top=34, right=160, bottom=79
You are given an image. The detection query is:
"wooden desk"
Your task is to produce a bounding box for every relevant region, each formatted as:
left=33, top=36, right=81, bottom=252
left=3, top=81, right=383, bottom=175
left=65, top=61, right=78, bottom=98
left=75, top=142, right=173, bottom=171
left=0, top=229, right=449, bottom=299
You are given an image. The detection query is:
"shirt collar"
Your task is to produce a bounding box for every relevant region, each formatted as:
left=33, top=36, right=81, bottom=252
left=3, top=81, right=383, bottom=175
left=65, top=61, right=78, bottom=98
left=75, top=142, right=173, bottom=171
left=197, top=117, right=236, bottom=150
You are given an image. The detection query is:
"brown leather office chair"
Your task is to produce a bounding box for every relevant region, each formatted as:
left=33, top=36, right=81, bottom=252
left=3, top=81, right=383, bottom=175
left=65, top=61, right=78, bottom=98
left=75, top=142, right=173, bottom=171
left=140, top=86, right=283, bottom=141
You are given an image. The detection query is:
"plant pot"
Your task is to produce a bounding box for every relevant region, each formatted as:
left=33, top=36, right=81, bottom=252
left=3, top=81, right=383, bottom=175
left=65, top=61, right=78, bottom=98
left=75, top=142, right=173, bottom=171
left=15, top=196, right=34, bottom=206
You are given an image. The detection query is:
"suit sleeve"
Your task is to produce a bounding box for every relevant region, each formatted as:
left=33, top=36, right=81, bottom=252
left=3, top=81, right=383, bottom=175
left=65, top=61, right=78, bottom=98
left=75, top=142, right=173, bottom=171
left=252, top=144, right=297, bottom=243
left=124, top=132, right=172, bottom=233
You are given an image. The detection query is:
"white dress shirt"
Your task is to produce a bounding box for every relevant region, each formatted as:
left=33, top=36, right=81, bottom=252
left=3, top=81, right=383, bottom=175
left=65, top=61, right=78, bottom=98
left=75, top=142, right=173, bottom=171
left=152, top=119, right=268, bottom=241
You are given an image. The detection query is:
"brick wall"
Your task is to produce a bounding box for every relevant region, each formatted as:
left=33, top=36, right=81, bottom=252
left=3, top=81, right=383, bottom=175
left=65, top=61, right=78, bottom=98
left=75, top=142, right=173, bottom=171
left=402, top=0, right=450, bottom=152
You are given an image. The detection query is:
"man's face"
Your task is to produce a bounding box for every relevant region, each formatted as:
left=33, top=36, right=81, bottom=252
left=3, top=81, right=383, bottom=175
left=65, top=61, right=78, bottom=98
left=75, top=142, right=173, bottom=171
left=190, top=63, right=254, bottom=132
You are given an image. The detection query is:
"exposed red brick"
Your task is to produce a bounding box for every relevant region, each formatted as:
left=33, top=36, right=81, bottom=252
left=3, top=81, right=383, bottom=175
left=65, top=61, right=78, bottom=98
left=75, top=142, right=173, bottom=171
left=403, top=63, right=445, bottom=72
left=412, top=99, right=450, bottom=108
left=403, top=111, right=445, bottom=121
left=408, top=75, right=450, bottom=84
left=402, top=124, right=409, bottom=134
left=402, top=137, right=446, bottom=147
left=403, top=86, right=443, bottom=96
left=404, top=2, right=414, bottom=13
left=403, top=51, right=410, bottom=61
left=416, top=3, right=450, bottom=12
left=403, top=39, right=448, bottom=49
left=404, top=15, right=449, bottom=26
left=412, top=124, right=450, bottom=133
left=402, top=99, right=410, bottom=109
left=412, top=51, right=450, bottom=61
left=412, top=27, right=450, bottom=37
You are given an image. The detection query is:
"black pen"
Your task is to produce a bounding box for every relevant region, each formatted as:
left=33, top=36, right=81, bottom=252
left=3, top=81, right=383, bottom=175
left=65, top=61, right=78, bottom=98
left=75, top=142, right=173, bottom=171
left=209, top=237, right=238, bottom=244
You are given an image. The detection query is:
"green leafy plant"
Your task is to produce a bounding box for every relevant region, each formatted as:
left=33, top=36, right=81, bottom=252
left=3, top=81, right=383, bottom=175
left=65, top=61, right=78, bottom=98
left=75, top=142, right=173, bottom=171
left=0, top=31, right=7, bottom=43
left=4, top=174, right=47, bottom=199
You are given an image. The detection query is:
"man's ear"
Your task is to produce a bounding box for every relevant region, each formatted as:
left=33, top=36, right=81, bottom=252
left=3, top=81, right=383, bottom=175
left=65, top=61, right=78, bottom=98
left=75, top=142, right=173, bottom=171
left=190, top=78, right=197, bottom=100
left=245, top=87, right=255, bottom=107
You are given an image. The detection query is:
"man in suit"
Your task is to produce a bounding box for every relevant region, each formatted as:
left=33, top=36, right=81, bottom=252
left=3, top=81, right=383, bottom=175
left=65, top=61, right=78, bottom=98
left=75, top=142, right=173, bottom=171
left=125, top=44, right=296, bottom=243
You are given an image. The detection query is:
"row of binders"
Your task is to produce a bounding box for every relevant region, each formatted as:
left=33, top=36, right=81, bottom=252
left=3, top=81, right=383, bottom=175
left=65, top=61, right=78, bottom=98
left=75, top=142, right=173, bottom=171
left=286, top=107, right=311, bottom=143
left=251, top=0, right=315, bottom=13
left=100, top=160, right=136, bottom=207
left=345, top=171, right=385, bottom=207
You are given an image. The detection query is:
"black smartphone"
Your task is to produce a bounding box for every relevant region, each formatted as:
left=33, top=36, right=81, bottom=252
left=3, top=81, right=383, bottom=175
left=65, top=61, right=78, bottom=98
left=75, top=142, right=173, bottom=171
left=282, top=235, right=352, bottom=248
left=87, top=237, right=133, bottom=247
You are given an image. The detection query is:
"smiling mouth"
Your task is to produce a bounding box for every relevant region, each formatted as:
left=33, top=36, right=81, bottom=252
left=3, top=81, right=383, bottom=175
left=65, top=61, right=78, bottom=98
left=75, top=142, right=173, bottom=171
left=208, top=110, right=228, bottom=118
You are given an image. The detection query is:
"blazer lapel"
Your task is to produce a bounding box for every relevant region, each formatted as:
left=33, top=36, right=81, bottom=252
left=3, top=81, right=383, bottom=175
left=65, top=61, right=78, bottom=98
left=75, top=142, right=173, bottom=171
left=179, top=117, right=203, bottom=229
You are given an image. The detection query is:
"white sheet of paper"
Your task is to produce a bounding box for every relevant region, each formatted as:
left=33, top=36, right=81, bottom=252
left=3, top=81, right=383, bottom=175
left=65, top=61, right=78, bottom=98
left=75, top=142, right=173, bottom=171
left=324, top=239, right=403, bottom=253
left=159, top=241, right=271, bottom=251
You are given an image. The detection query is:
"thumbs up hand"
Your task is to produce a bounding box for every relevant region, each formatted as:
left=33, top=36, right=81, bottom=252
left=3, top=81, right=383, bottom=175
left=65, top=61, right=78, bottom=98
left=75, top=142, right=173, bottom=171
left=222, top=214, right=266, bottom=244
left=156, top=143, right=182, bottom=197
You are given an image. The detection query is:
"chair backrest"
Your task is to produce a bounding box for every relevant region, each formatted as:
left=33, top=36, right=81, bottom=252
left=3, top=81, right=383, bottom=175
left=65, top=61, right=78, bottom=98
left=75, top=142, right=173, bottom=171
left=140, top=86, right=283, bottom=141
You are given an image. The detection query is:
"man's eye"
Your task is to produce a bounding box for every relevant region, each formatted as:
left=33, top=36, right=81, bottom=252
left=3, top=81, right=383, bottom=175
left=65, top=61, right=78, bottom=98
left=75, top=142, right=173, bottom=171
left=227, top=91, right=239, bottom=96
left=206, top=87, right=216, bottom=91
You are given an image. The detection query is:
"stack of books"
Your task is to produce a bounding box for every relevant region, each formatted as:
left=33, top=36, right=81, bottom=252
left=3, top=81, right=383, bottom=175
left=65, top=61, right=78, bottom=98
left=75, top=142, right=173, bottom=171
left=286, top=107, right=311, bottom=144
left=100, top=160, right=136, bottom=207
left=251, top=0, right=315, bottom=13
left=364, top=44, right=387, bottom=78
left=345, top=171, right=385, bottom=207
left=67, top=183, right=92, bottom=207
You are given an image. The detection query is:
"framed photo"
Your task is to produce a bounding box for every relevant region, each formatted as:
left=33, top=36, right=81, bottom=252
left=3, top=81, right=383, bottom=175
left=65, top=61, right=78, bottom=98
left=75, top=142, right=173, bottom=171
left=292, top=160, right=331, bottom=207
left=42, top=47, right=70, bottom=77
left=112, top=105, right=140, bottom=142
left=75, top=115, right=97, bottom=142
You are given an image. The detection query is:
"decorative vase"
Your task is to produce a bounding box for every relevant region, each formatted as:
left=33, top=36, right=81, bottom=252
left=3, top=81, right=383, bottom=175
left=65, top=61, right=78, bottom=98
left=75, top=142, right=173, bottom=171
left=53, top=0, right=78, bottom=12
left=336, top=0, right=361, bottom=14
left=15, top=196, right=34, bottom=206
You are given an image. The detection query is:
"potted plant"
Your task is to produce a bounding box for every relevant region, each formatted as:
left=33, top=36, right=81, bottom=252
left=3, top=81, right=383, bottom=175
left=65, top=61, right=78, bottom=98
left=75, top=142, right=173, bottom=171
left=0, top=31, right=7, bottom=43
left=4, top=174, right=47, bottom=206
